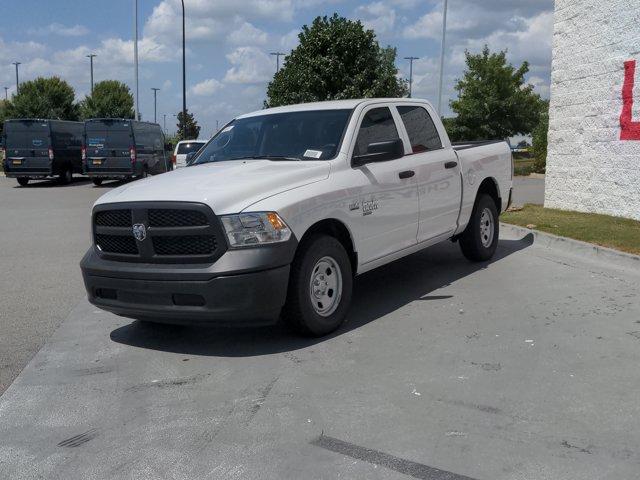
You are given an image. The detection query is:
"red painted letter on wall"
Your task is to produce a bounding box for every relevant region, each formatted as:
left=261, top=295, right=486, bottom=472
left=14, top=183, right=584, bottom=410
left=620, top=60, right=640, bottom=140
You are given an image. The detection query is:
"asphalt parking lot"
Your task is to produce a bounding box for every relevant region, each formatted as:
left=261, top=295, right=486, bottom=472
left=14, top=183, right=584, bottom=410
left=2, top=174, right=639, bottom=479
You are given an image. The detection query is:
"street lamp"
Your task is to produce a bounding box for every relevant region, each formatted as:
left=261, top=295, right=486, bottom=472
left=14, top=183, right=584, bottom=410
left=270, top=52, right=285, bottom=72
left=151, top=88, right=160, bottom=123
left=3, top=87, right=8, bottom=101
left=180, top=0, right=187, bottom=137
left=86, top=54, right=97, bottom=94
left=133, top=0, right=140, bottom=120
left=163, top=114, right=166, bottom=133
left=12, top=62, right=21, bottom=94
left=437, top=0, right=449, bottom=115
left=404, top=56, right=419, bottom=98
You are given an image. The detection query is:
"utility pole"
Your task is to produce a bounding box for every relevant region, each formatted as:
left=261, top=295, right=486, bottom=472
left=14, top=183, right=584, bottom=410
left=86, top=54, right=97, bottom=94
left=270, top=52, right=285, bottom=72
left=216, top=120, right=219, bottom=132
left=180, top=0, right=187, bottom=137
left=133, top=0, right=140, bottom=120
left=437, top=0, right=448, bottom=115
left=12, top=62, right=21, bottom=94
left=3, top=87, right=8, bottom=100
left=404, top=56, right=419, bottom=98
left=163, top=114, right=166, bottom=133
left=151, top=88, right=160, bottom=123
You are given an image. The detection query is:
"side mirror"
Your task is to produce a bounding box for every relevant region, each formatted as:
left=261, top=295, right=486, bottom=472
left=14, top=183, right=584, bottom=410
left=352, top=138, right=404, bottom=167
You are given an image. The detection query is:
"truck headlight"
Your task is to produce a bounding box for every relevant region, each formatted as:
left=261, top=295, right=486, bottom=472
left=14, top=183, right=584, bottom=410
left=220, top=212, right=292, bottom=248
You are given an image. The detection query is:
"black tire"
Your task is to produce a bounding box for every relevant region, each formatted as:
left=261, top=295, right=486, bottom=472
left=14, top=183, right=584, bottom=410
left=17, top=177, right=29, bottom=187
left=59, top=168, right=72, bottom=184
left=282, top=234, right=353, bottom=337
left=459, top=194, right=499, bottom=262
left=92, top=178, right=103, bottom=186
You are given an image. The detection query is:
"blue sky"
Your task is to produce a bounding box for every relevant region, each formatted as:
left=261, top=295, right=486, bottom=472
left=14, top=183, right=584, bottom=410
left=1, top=0, right=554, bottom=138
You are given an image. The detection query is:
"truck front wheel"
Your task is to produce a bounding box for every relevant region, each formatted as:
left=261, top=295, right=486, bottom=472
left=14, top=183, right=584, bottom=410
left=459, top=194, right=499, bottom=262
left=283, top=235, right=353, bottom=337
left=17, top=177, right=29, bottom=187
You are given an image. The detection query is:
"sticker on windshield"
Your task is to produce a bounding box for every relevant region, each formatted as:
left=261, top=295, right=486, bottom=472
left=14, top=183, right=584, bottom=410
left=303, top=149, right=323, bottom=159
left=32, top=139, right=43, bottom=147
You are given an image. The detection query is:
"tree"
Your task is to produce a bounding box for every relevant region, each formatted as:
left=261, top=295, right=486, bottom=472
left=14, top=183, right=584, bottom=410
left=0, top=99, right=9, bottom=142
left=266, top=14, right=407, bottom=107
left=531, top=100, right=549, bottom=173
left=7, top=77, right=78, bottom=120
left=176, top=110, right=200, bottom=140
left=449, top=46, right=543, bottom=140
left=79, top=80, right=134, bottom=119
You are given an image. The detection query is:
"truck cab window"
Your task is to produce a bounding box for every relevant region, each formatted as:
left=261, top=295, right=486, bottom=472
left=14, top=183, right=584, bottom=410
left=353, top=107, right=399, bottom=157
left=397, top=106, right=442, bottom=153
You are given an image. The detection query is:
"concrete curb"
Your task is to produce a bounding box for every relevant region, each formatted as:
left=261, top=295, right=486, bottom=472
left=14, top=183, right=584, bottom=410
left=500, top=222, right=640, bottom=272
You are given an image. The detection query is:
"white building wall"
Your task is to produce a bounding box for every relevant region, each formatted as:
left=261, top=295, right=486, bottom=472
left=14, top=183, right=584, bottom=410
left=545, top=0, right=640, bottom=220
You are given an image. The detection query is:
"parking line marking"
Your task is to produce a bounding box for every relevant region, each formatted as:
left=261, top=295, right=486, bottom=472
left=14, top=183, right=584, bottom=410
left=311, top=434, right=479, bottom=480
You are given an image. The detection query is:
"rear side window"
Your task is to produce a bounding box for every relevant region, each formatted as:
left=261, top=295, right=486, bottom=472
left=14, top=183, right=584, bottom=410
left=353, top=107, right=399, bottom=157
left=397, top=106, right=442, bottom=152
left=177, top=142, right=205, bottom=155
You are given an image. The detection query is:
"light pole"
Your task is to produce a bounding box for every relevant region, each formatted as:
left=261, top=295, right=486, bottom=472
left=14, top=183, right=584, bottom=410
left=270, top=52, right=285, bottom=72
left=151, top=88, right=160, bottom=123
left=404, top=56, right=419, bottom=98
left=180, top=0, right=187, bottom=137
left=86, top=54, right=97, bottom=94
left=12, top=62, right=21, bottom=94
left=133, top=0, right=140, bottom=120
left=163, top=114, right=166, bottom=133
left=3, top=87, right=8, bottom=100
left=437, top=0, right=449, bottom=115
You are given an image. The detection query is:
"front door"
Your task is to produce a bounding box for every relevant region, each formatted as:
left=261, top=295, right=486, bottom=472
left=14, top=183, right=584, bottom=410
left=349, top=105, right=419, bottom=264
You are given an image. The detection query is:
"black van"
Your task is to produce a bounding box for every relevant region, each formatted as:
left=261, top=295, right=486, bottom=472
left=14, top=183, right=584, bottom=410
left=2, top=119, right=84, bottom=186
left=83, top=119, right=170, bottom=186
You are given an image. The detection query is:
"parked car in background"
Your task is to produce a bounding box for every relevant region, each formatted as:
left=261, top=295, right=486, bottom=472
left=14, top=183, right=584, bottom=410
left=81, top=98, right=513, bottom=337
left=2, top=119, right=84, bottom=186
left=83, top=119, right=169, bottom=186
left=172, top=140, right=206, bottom=168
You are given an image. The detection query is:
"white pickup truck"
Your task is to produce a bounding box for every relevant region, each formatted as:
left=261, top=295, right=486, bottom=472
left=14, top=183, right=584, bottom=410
left=81, top=98, right=512, bottom=336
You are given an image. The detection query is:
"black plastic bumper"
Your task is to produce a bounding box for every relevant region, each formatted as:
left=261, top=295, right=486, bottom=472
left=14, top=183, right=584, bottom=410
left=80, top=239, right=297, bottom=325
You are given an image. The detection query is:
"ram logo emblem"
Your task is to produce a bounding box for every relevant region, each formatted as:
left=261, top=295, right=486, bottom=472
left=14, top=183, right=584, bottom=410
left=132, top=223, right=147, bottom=241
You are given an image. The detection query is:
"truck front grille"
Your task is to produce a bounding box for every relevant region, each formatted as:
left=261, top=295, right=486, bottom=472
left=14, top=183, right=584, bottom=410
left=92, top=202, right=225, bottom=264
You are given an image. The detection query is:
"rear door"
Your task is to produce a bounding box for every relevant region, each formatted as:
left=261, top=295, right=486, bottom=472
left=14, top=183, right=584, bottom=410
left=396, top=104, right=462, bottom=242
left=85, top=121, right=133, bottom=175
left=349, top=104, right=420, bottom=264
left=4, top=121, right=52, bottom=175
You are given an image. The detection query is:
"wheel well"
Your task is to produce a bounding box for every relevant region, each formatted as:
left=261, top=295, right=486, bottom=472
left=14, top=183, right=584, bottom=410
left=477, top=178, right=501, bottom=212
left=301, top=219, right=358, bottom=273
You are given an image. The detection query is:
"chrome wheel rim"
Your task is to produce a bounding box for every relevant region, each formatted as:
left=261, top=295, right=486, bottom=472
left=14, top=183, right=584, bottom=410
left=309, top=256, right=342, bottom=317
left=479, top=207, right=495, bottom=248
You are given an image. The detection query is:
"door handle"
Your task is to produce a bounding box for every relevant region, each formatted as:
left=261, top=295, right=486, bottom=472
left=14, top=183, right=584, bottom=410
left=398, top=170, right=415, bottom=179
left=444, top=161, right=458, bottom=169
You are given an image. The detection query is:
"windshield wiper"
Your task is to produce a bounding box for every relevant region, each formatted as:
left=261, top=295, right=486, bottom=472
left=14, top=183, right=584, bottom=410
left=249, top=155, right=301, bottom=161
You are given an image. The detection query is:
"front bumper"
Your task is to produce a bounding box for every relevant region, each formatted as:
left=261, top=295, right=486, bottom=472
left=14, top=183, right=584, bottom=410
left=80, top=239, right=296, bottom=325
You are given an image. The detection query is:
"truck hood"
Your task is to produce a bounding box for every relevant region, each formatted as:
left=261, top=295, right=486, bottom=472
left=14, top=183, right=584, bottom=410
left=94, top=159, right=331, bottom=214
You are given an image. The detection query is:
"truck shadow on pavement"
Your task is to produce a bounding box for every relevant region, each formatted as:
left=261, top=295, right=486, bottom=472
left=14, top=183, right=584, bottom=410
left=110, top=234, right=534, bottom=356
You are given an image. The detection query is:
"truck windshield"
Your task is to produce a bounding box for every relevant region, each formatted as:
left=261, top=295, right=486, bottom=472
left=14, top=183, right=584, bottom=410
left=4, top=121, right=50, bottom=149
left=192, top=109, right=351, bottom=164
left=85, top=121, right=132, bottom=150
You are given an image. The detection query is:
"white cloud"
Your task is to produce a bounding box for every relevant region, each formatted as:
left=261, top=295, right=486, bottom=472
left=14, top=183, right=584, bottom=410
left=190, top=78, right=224, bottom=96
left=31, top=23, right=89, bottom=37
left=223, top=47, right=273, bottom=84
left=355, top=2, right=397, bottom=35
left=227, top=22, right=268, bottom=46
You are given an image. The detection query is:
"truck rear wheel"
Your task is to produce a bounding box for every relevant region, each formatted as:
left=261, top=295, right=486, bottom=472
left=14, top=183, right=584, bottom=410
left=282, top=234, right=353, bottom=337
left=459, top=194, right=499, bottom=262
left=92, top=178, right=103, bottom=186
left=17, top=177, right=29, bottom=187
